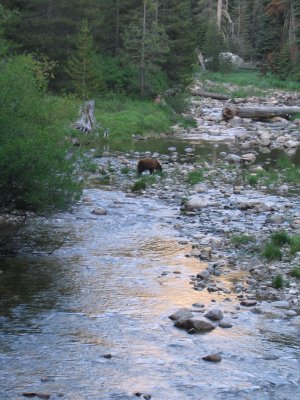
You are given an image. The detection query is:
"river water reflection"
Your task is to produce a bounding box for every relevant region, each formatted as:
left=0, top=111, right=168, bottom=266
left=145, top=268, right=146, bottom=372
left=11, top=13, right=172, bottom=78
left=0, top=187, right=299, bottom=400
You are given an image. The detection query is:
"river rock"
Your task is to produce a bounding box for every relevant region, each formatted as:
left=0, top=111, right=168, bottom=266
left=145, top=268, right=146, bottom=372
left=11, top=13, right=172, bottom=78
left=241, top=153, right=256, bottom=163
left=219, top=321, right=233, bottom=328
left=183, top=196, right=209, bottom=210
left=240, top=300, right=257, bottom=307
left=92, top=207, right=107, bottom=215
left=204, top=308, right=224, bottom=321
left=169, top=308, right=193, bottom=321
left=174, top=318, right=215, bottom=333
left=202, top=354, right=222, bottom=362
left=271, top=300, right=290, bottom=308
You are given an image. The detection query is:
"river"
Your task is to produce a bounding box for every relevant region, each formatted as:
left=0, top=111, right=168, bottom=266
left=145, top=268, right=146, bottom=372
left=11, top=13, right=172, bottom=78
left=1, top=176, right=299, bottom=399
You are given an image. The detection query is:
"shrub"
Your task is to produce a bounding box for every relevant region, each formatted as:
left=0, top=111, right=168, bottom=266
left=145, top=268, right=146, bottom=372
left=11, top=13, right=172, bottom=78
left=0, top=55, right=82, bottom=214
left=187, top=170, right=204, bottom=185
left=290, top=267, right=300, bottom=279
left=131, top=179, right=147, bottom=192
left=272, top=274, right=284, bottom=289
left=231, top=235, right=254, bottom=245
left=289, top=236, right=300, bottom=255
left=262, top=242, right=282, bottom=260
left=271, top=231, right=290, bottom=246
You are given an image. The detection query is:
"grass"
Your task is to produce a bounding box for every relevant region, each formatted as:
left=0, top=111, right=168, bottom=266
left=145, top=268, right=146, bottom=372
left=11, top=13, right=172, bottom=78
left=201, top=70, right=300, bottom=91
left=290, top=267, right=300, bottom=279
left=289, top=236, right=300, bottom=255
left=131, top=175, right=157, bottom=192
left=186, top=170, right=204, bottom=185
left=272, top=274, right=284, bottom=289
left=231, top=235, right=254, bottom=246
left=271, top=231, right=290, bottom=246
left=93, top=93, right=188, bottom=143
left=262, top=242, right=282, bottom=260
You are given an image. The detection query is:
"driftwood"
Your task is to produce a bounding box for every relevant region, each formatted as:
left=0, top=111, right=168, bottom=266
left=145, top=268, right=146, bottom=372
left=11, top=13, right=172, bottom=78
left=191, top=89, right=229, bottom=100
left=222, top=106, right=300, bottom=121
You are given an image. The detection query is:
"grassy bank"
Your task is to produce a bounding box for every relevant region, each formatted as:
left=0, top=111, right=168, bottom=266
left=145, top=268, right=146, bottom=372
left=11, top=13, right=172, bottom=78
left=92, top=94, right=189, bottom=143
left=199, top=70, right=300, bottom=93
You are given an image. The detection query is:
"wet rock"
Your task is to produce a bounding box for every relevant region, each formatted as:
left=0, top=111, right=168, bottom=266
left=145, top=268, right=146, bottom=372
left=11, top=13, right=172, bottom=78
left=219, top=321, right=233, bottom=328
left=204, top=308, right=224, bottom=321
left=240, top=300, right=257, bottom=307
left=183, top=196, right=209, bottom=210
left=103, top=353, right=112, bottom=359
left=196, top=270, right=211, bottom=280
left=241, top=153, right=256, bottom=163
left=202, top=354, right=222, bottom=362
left=225, top=154, right=241, bottom=163
left=271, top=300, right=290, bottom=308
left=92, top=207, right=107, bottom=215
left=265, top=214, right=285, bottom=224
left=169, top=308, right=193, bottom=321
left=174, top=318, right=215, bottom=333
left=22, top=394, right=50, bottom=399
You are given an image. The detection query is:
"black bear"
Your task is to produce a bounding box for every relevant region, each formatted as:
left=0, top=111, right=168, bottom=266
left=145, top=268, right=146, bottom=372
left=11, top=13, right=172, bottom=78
left=137, top=158, right=162, bottom=175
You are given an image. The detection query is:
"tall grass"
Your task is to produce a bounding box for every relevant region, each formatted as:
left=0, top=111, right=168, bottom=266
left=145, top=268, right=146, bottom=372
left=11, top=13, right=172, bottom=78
left=201, top=70, right=300, bottom=92
left=93, top=94, right=184, bottom=143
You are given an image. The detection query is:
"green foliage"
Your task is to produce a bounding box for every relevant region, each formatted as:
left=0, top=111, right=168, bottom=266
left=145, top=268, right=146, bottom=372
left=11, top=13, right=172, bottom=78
left=231, top=235, right=254, bottom=246
left=289, top=236, right=300, bottom=256
left=121, top=167, right=130, bottom=175
left=66, top=19, right=106, bottom=99
left=203, top=23, right=224, bottom=72
left=202, top=70, right=300, bottom=92
left=186, top=170, right=204, bottom=185
left=272, top=274, right=284, bottom=289
left=271, top=231, right=290, bottom=246
left=277, top=157, right=300, bottom=184
left=94, top=95, right=178, bottom=142
left=262, top=242, right=282, bottom=261
left=0, top=54, right=82, bottom=214
left=290, top=267, right=300, bottom=279
left=131, top=175, right=157, bottom=192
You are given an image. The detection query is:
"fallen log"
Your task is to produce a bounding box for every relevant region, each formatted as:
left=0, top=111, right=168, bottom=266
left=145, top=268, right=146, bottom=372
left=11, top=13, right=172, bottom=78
left=222, top=106, right=300, bottom=121
left=191, top=89, right=229, bottom=100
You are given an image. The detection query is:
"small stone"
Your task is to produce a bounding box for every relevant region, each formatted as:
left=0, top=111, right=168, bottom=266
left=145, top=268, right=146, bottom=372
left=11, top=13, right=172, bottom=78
left=240, top=300, right=257, bottom=307
left=103, top=353, right=112, bottom=359
left=218, top=321, right=233, bottom=328
left=92, top=207, right=107, bottom=215
left=202, top=354, right=222, bottom=362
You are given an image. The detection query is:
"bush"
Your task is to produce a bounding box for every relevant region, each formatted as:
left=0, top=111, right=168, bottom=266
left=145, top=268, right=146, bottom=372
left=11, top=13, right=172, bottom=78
left=290, top=267, right=300, bottom=279
left=271, top=231, right=290, bottom=246
left=272, top=274, right=284, bottom=289
left=0, top=55, right=82, bottom=214
left=187, top=170, right=204, bottom=185
left=262, top=242, right=282, bottom=260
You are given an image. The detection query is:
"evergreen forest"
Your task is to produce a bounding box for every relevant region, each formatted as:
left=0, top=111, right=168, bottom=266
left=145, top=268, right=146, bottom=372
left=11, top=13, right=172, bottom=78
left=0, top=0, right=300, bottom=215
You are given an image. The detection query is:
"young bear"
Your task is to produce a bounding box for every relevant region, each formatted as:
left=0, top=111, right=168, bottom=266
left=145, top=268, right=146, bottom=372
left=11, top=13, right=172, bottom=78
left=137, top=158, right=162, bottom=175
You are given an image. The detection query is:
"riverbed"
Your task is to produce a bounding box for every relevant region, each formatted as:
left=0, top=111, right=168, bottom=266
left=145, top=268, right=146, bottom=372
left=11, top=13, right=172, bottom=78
left=1, top=86, right=300, bottom=399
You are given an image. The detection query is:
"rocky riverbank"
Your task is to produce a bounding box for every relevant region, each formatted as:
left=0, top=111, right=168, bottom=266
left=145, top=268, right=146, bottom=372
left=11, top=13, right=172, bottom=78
left=85, top=83, right=300, bottom=335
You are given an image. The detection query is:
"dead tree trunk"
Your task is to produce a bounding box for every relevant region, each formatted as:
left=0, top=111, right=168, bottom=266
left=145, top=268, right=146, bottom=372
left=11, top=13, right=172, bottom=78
left=191, top=89, right=229, bottom=100
left=222, top=106, right=300, bottom=121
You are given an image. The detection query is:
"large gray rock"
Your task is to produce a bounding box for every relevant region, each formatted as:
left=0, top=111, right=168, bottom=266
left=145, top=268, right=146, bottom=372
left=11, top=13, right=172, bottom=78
left=204, top=308, right=224, bottom=321
left=169, top=308, right=193, bottom=321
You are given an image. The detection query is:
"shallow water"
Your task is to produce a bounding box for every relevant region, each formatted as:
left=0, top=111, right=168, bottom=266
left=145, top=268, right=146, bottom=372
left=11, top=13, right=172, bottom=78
left=0, top=188, right=299, bottom=400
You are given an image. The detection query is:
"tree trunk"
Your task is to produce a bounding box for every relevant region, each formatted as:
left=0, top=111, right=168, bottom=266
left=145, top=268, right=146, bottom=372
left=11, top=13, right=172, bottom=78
left=191, top=89, right=228, bottom=100
left=222, top=106, right=300, bottom=121
left=217, top=0, right=222, bottom=31
left=141, top=0, right=147, bottom=97
left=195, top=48, right=206, bottom=71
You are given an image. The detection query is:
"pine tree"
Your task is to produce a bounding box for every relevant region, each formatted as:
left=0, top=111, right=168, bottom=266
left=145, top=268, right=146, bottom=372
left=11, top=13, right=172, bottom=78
left=66, top=19, right=105, bottom=99
left=122, top=0, right=169, bottom=96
